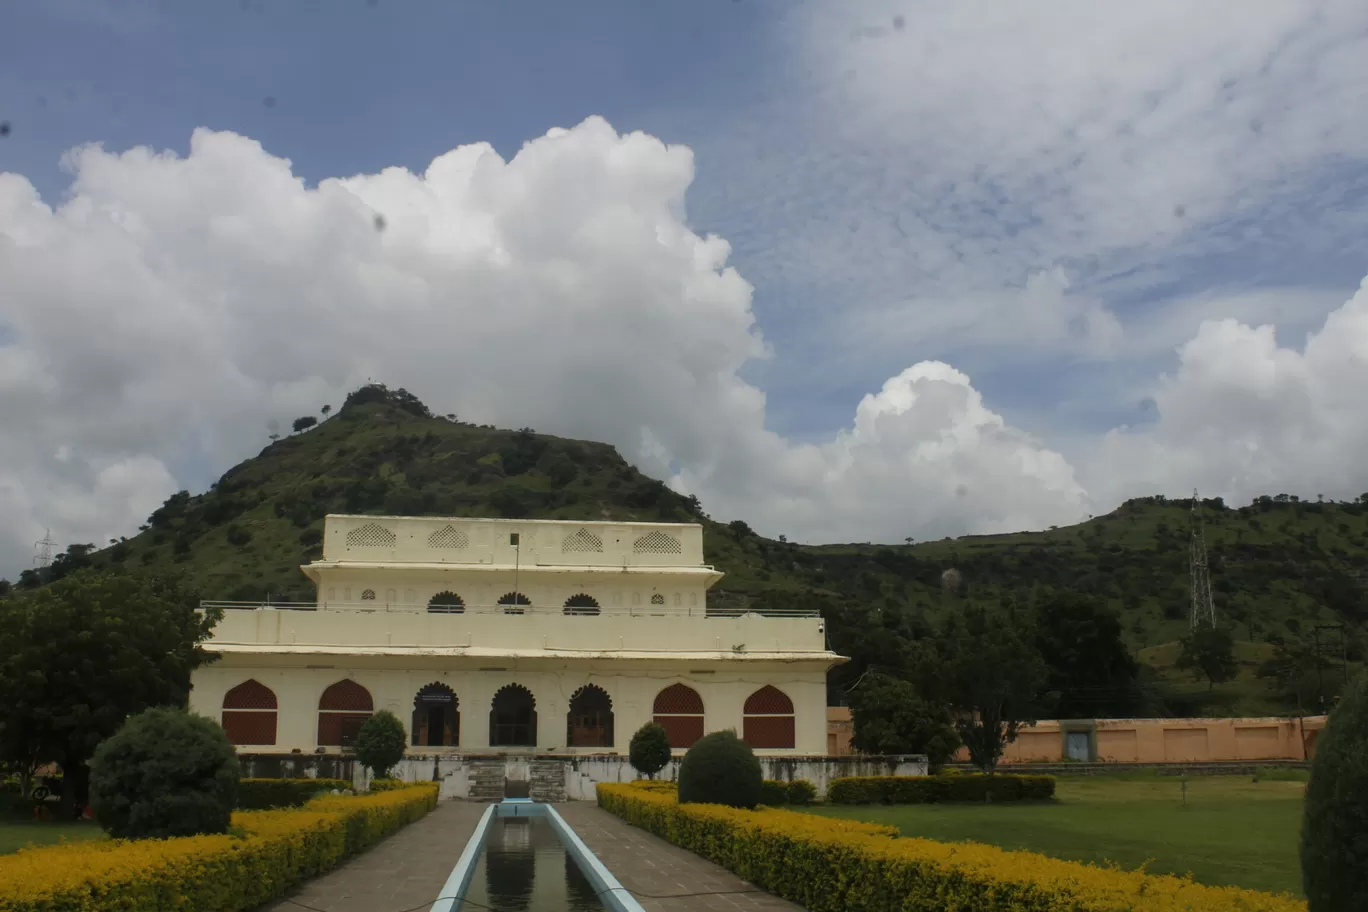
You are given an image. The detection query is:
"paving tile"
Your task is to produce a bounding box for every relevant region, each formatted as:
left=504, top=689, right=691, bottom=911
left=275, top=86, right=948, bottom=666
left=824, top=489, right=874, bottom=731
left=255, top=800, right=486, bottom=912
left=555, top=803, right=806, bottom=912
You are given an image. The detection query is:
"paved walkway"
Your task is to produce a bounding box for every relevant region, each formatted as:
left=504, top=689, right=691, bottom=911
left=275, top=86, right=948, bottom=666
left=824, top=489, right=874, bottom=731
left=255, top=800, right=805, bottom=912
left=557, top=803, right=806, bottom=912
left=256, top=800, right=485, bottom=912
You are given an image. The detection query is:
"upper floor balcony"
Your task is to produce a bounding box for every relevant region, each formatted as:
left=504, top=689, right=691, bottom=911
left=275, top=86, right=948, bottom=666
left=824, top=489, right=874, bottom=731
left=315, top=515, right=710, bottom=571
left=198, top=599, right=837, bottom=662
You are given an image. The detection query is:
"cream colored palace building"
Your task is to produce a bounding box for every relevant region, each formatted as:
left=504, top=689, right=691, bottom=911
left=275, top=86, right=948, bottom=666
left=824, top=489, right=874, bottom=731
left=190, top=515, right=844, bottom=758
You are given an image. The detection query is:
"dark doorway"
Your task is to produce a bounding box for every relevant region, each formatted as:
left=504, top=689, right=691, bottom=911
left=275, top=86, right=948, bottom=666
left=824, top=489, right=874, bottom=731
left=566, top=685, right=614, bottom=748
left=490, top=684, right=538, bottom=747
left=411, top=682, right=459, bottom=747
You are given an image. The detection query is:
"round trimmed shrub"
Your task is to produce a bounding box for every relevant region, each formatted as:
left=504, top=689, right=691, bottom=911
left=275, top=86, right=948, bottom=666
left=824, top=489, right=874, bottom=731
left=1302, top=673, right=1368, bottom=910
left=677, top=730, right=762, bottom=809
left=629, top=722, right=672, bottom=780
left=356, top=710, right=408, bottom=779
left=89, top=707, right=240, bottom=839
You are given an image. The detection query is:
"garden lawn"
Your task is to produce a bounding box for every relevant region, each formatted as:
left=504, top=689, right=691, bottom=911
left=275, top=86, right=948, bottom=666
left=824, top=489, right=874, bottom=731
left=0, top=819, right=104, bottom=855
left=806, top=773, right=1306, bottom=897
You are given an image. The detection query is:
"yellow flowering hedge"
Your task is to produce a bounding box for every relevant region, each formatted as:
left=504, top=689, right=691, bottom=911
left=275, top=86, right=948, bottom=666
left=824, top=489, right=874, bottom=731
left=597, top=782, right=1307, bottom=912
left=0, top=781, right=438, bottom=912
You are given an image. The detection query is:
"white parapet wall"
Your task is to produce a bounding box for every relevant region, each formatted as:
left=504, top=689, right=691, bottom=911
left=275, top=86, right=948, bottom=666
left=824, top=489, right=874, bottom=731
left=351, top=752, right=931, bottom=801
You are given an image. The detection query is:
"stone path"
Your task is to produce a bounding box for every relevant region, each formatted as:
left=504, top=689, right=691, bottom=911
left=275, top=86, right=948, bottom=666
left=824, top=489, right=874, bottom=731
left=557, top=803, right=806, bottom=912
left=256, top=800, right=805, bottom=912
left=256, top=800, right=485, bottom=912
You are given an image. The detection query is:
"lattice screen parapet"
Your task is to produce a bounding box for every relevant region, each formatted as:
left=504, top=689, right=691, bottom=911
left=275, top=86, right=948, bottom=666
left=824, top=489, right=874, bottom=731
left=562, top=528, right=604, bottom=552
left=428, top=525, right=470, bottom=550
left=633, top=530, right=682, bottom=554
left=346, top=522, right=396, bottom=547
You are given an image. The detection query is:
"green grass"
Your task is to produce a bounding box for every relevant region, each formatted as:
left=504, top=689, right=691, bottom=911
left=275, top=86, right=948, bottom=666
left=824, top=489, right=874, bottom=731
left=0, top=819, right=104, bottom=855
left=805, top=774, right=1306, bottom=897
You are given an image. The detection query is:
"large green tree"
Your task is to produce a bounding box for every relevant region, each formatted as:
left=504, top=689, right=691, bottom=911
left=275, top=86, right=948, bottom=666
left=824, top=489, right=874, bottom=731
left=914, top=604, right=1048, bottom=771
left=847, top=672, right=960, bottom=767
left=0, top=571, right=220, bottom=816
left=1177, top=621, right=1238, bottom=691
left=1032, top=590, right=1140, bottom=717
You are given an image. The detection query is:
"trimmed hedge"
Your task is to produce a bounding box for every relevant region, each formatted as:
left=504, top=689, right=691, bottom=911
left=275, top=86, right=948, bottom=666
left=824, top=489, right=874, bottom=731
left=0, top=783, right=438, bottom=911
left=828, top=774, right=1055, bottom=804
left=596, top=782, right=1305, bottom=912
left=759, top=779, right=817, bottom=806
left=235, top=777, right=353, bottom=809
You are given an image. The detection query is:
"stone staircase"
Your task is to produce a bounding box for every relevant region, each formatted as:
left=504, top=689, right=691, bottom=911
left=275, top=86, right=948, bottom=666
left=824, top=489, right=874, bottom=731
left=529, top=759, right=567, bottom=802
left=467, top=758, right=507, bottom=802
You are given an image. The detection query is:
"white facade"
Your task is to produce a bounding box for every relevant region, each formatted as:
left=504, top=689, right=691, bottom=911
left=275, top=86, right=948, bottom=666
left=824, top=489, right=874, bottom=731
left=191, top=515, right=845, bottom=759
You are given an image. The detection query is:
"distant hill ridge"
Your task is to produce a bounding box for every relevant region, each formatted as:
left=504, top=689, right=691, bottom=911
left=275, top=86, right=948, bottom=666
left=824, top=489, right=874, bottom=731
left=9, top=383, right=1366, bottom=717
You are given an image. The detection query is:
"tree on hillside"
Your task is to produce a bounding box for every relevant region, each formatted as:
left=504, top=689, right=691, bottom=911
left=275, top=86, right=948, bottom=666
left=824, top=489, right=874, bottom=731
left=0, top=571, right=220, bottom=817
left=1177, top=621, right=1238, bottom=691
left=1033, top=590, right=1140, bottom=717
left=913, top=604, right=1047, bottom=771
left=292, top=415, right=317, bottom=433
left=321, top=404, right=331, bottom=417
left=848, top=672, right=960, bottom=767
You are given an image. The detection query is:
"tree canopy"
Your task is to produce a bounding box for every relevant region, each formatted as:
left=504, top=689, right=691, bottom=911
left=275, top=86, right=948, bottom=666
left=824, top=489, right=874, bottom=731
left=913, top=603, right=1047, bottom=771
left=1033, top=589, right=1140, bottom=717
left=1178, top=621, right=1238, bottom=691
left=847, top=672, right=960, bottom=766
left=0, top=571, right=220, bottom=815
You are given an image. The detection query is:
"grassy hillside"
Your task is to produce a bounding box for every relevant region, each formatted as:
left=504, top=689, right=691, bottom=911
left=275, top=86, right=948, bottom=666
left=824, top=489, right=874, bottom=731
left=14, top=384, right=1365, bottom=717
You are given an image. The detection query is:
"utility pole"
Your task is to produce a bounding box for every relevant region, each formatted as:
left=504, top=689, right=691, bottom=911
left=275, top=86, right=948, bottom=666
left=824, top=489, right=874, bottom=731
left=1190, top=490, right=1216, bottom=628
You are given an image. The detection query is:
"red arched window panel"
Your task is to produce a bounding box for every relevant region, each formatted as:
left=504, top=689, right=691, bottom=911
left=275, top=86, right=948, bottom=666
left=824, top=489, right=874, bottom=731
left=653, top=683, right=704, bottom=715
left=223, top=679, right=278, bottom=710
left=221, top=679, right=278, bottom=745
left=319, top=679, right=374, bottom=712
left=742, top=685, right=795, bottom=749
left=652, top=684, right=704, bottom=749
left=317, top=679, right=374, bottom=747
left=743, top=685, right=793, bottom=715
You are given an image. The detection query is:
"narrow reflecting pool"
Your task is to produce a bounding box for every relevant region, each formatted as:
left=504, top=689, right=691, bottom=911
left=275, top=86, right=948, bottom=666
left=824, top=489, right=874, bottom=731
left=460, top=816, right=605, bottom=911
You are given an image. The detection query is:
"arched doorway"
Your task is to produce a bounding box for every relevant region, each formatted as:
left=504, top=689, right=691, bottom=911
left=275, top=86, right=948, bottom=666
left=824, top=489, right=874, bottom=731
left=412, top=682, right=460, bottom=747
left=317, top=679, right=374, bottom=748
left=221, top=679, right=278, bottom=746
left=489, top=684, right=537, bottom=747
left=563, top=593, right=601, bottom=616
left=742, top=685, right=795, bottom=749
left=652, top=683, right=704, bottom=748
left=566, top=685, right=614, bottom=747
left=498, top=591, right=531, bottom=615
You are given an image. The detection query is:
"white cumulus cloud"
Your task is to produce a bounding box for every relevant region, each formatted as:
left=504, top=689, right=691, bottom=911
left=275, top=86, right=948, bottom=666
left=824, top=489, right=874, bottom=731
left=1089, top=276, right=1368, bottom=506
left=0, top=118, right=1090, bottom=577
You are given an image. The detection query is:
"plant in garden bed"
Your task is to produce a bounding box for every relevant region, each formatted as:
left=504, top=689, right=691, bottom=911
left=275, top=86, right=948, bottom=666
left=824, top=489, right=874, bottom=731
left=677, top=730, right=762, bottom=809
left=628, top=722, right=672, bottom=779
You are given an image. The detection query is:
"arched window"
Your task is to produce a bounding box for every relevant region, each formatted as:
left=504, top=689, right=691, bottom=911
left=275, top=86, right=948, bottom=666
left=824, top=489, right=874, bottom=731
left=563, top=593, right=601, bottom=616
left=428, top=591, right=465, bottom=614
left=221, top=679, right=277, bottom=746
left=650, top=593, right=666, bottom=606
left=652, top=684, right=704, bottom=749
left=489, top=684, right=537, bottom=747
left=743, top=686, right=795, bottom=749
left=317, top=679, right=374, bottom=747
left=566, top=685, right=614, bottom=747
left=412, top=682, right=459, bottom=747
left=498, top=591, right=531, bottom=615
left=361, top=588, right=376, bottom=601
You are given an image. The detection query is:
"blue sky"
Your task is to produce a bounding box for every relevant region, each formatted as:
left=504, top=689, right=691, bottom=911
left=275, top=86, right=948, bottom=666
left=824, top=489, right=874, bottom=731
left=3, top=0, right=1368, bottom=571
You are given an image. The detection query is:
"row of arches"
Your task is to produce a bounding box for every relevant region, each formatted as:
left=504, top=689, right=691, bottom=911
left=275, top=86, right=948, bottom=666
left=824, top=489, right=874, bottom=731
left=220, top=680, right=796, bottom=750
left=342, top=589, right=688, bottom=613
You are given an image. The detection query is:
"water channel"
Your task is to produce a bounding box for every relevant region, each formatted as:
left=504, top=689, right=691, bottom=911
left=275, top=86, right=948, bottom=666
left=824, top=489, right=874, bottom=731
left=458, top=815, right=606, bottom=911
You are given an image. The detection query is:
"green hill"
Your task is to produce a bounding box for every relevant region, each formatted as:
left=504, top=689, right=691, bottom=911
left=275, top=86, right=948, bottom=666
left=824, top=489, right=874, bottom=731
left=12, top=384, right=1365, bottom=717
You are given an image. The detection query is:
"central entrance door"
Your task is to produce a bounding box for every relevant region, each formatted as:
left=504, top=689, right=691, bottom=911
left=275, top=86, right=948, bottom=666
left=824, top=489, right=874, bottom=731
left=489, top=684, right=537, bottom=747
